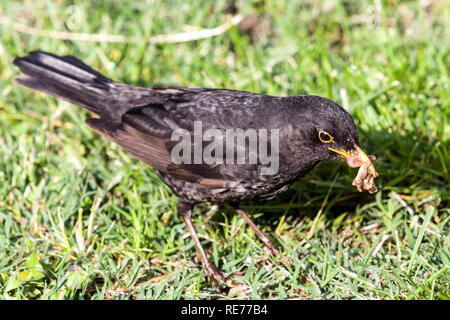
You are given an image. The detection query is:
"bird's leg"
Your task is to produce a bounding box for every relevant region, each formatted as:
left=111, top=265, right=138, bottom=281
left=177, top=202, right=228, bottom=289
left=231, top=204, right=280, bottom=256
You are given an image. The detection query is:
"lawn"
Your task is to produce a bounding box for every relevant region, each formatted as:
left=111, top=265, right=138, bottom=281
left=0, top=0, right=448, bottom=299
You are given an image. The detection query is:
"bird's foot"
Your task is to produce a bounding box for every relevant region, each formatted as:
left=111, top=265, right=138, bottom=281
left=203, top=262, right=241, bottom=290
left=281, top=254, right=294, bottom=266
left=263, top=246, right=294, bottom=266
left=262, top=241, right=280, bottom=256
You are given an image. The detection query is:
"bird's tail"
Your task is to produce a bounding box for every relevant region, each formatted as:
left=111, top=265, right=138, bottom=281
left=13, top=51, right=114, bottom=115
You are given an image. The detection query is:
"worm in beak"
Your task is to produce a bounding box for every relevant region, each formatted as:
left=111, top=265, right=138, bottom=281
left=328, top=144, right=379, bottom=194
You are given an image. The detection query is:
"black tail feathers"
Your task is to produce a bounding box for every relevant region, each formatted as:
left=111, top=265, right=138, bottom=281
left=13, top=51, right=113, bottom=115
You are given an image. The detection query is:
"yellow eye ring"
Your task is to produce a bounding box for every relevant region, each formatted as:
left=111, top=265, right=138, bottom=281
left=319, top=130, right=333, bottom=143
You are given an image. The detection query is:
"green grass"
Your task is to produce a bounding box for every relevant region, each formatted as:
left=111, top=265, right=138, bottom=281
left=0, top=0, right=449, bottom=300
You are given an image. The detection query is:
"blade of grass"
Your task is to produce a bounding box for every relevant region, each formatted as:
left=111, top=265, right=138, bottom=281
left=407, top=206, right=435, bottom=275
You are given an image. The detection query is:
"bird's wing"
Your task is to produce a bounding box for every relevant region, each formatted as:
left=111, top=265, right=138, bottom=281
left=85, top=118, right=228, bottom=188
left=87, top=90, right=283, bottom=187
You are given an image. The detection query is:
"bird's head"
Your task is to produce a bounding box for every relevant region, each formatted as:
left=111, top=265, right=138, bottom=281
left=287, top=95, right=376, bottom=172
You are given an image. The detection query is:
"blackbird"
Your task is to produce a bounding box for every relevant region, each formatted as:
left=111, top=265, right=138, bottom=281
left=13, top=51, right=378, bottom=288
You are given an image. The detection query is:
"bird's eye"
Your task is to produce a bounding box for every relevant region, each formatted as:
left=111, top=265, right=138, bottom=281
left=318, top=130, right=333, bottom=143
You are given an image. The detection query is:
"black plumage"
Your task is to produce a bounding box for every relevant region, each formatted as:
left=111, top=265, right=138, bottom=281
left=13, top=51, right=377, bottom=288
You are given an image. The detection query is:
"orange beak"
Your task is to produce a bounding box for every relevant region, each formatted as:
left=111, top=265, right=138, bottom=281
left=328, top=144, right=378, bottom=177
